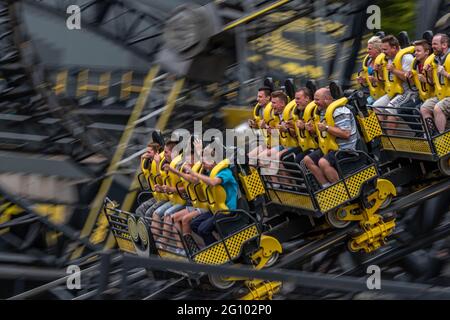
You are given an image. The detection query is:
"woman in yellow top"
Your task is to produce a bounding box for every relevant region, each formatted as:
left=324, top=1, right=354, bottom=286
left=357, top=36, right=384, bottom=105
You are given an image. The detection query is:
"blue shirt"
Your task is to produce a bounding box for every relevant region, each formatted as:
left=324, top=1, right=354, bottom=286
left=216, top=168, right=238, bottom=210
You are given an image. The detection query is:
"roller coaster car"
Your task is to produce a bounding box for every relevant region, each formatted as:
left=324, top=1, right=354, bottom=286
left=104, top=160, right=282, bottom=289
left=358, top=98, right=450, bottom=176
left=357, top=30, right=450, bottom=176
left=252, top=84, right=398, bottom=253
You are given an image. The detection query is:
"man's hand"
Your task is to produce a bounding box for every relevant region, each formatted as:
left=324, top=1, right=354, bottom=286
left=183, top=166, right=193, bottom=175
left=418, top=73, right=426, bottom=83
left=154, top=152, right=161, bottom=163
left=162, top=163, right=171, bottom=172
left=193, top=138, right=202, bottom=160
left=437, top=65, right=448, bottom=77
left=305, top=120, right=315, bottom=133
left=423, top=64, right=432, bottom=72
left=296, top=119, right=305, bottom=130
left=405, top=71, right=413, bottom=79
left=285, top=120, right=295, bottom=129
left=155, top=184, right=162, bottom=192
left=386, top=62, right=395, bottom=72
left=356, top=75, right=365, bottom=85
left=317, top=122, right=328, bottom=132
left=248, top=119, right=256, bottom=128
left=277, top=123, right=288, bottom=132
left=259, top=120, right=268, bottom=129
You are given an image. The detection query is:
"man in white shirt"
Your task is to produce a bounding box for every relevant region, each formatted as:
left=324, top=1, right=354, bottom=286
left=373, top=35, right=418, bottom=134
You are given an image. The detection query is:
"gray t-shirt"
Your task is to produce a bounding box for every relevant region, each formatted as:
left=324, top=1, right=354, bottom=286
left=319, top=106, right=359, bottom=150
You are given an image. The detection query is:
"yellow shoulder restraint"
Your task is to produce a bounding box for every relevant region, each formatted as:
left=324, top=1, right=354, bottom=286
left=383, top=46, right=415, bottom=98
left=207, top=159, right=231, bottom=214
left=260, top=101, right=273, bottom=146
left=187, top=161, right=209, bottom=210
left=362, top=54, right=385, bottom=100
left=411, top=57, right=434, bottom=101
left=167, top=154, right=186, bottom=205
left=280, top=100, right=298, bottom=147
left=315, top=97, right=349, bottom=154
left=150, top=152, right=168, bottom=201
left=293, top=101, right=319, bottom=151
left=428, top=53, right=450, bottom=99
left=253, top=103, right=263, bottom=127
left=140, top=157, right=151, bottom=183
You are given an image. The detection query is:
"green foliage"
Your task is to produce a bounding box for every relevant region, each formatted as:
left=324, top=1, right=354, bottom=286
left=377, top=0, right=416, bottom=36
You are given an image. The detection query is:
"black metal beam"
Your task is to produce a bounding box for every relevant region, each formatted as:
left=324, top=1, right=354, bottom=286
left=121, top=254, right=450, bottom=299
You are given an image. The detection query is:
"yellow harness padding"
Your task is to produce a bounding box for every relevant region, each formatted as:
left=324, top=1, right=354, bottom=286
left=426, top=53, right=450, bottom=99
left=280, top=100, right=298, bottom=147
left=166, top=154, right=186, bottom=205
left=150, top=152, right=168, bottom=201
left=206, top=159, right=231, bottom=214
left=293, top=101, right=319, bottom=151
left=382, top=46, right=415, bottom=98
left=252, top=103, right=265, bottom=127
left=187, top=162, right=210, bottom=210
left=362, top=54, right=385, bottom=100
left=262, top=102, right=281, bottom=147
left=315, top=97, right=349, bottom=154
left=253, top=102, right=272, bottom=147
left=411, top=57, right=435, bottom=101
left=141, top=158, right=151, bottom=185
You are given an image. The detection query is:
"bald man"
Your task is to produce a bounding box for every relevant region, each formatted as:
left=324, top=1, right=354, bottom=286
left=303, top=88, right=359, bottom=188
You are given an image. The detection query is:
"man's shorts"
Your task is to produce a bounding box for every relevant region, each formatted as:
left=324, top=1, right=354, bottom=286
left=281, top=147, right=302, bottom=162
left=373, top=92, right=417, bottom=115
left=163, top=204, right=186, bottom=217
left=421, top=97, right=450, bottom=117
left=153, top=201, right=173, bottom=218
left=186, top=206, right=209, bottom=214
left=307, top=149, right=337, bottom=167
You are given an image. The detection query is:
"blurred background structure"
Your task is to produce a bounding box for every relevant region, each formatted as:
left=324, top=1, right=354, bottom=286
left=0, top=0, right=449, bottom=299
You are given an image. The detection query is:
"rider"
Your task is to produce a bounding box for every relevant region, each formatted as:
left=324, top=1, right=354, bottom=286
left=189, top=144, right=239, bottom=247
left=357, top=36, right=384, bottom=105
left=373, top=35, right=417, bottom=135
left=402, top=39, right=433, bottom=135
left=420, top=33, right=450, bottom=134
left=303, top=88, right=359, bottom=188
left=135, top=142, right=162, bottom=216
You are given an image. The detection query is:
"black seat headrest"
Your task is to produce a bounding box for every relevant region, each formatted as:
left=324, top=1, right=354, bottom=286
left=306, top=79, right=317, bottom=95
left=284, top=78, right=296, bottom=100
left=375, top=31, right=385, bottom=39
left=422, top=30, right=433, bottom=45
left=329, top=81, right=343, bottom=99
left=263, top=77, right=274, bottom=92
left=152, top=130, right=165, bottom=148
left=398, top=31, right=411, bottom=47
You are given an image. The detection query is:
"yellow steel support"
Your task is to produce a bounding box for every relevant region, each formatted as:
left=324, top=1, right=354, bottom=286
left=53, top=70, right=68, bottom=96
left=71, top=65, right=160, bottom=259
left=240, top=280, right=282, bottom=300
left=103, top=77, right=185, bottom=250
left=76, top=69, right=111, bottom=98
left=120, top=71, right=144, bottom=100
left=223, top=0, right=291, bottom=31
